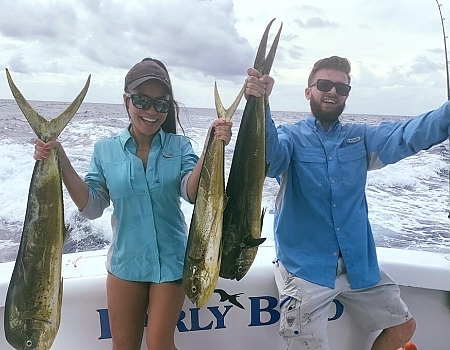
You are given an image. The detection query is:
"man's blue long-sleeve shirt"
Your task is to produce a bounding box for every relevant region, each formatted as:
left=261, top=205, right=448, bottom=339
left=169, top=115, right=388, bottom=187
left=265, top=101, right=450, bottom=289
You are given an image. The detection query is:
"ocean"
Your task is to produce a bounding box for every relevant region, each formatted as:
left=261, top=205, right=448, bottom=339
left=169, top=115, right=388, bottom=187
left=1, top=98, right=450, bottom=263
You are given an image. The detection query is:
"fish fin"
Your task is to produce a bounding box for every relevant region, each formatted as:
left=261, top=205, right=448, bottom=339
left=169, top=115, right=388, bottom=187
left=262, top=21, right=283, bottom=75
left=253, top=18, right=275, bottom=71
left=5, top=68, right=48, bottom=138
left=214, top=81, right=246, bottom=122
left=63, top=225, right=70, bottom=242
left=5, top=68, right=91, bottom=141
left=253, top=18, right=283, bottom=75
left=246, top=236, right=266, bottom=248
left=260, top=207, right=267, bottom=228
left=187, top=254, right=204, bottom=265
left=47, top=75, right=91, bottom=140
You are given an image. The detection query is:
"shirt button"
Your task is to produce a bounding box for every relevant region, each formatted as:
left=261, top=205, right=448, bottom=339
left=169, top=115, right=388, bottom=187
left=336, top=228, right=340, bottom=232
left=331, top=180, right=336, bottom=184
left=328, top=156, right=333, bottom=161
left=148, top=167, right=153, bottom=171
left=332, top=204, right=337, bottom=208
left=333, top=252, right=338, bottom=257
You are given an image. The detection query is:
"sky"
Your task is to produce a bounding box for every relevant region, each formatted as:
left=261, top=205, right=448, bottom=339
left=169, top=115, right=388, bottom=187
left=0, top=0, right=449, bottom=116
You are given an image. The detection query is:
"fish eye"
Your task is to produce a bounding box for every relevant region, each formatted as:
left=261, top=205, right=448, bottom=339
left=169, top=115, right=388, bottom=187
left=191, top=286, right=197, bottom=293
left=26, top=340, right=33, bottom=347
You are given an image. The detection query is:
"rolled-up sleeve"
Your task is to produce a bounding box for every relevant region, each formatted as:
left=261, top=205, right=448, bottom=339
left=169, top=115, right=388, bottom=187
left=80, top=143, right=110, bottom=219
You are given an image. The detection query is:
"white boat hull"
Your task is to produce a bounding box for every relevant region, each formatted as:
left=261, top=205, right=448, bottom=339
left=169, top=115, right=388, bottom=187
left=0, top=246, right=449, bottom=349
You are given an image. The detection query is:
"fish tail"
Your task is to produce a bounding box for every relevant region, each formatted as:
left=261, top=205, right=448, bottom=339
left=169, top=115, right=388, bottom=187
left=5, top=68, right=91, bottom=141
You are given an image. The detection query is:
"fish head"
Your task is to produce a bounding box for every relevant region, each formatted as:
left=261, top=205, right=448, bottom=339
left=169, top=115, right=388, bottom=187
left=234, top=257, right=250, bottom=281
left=183, top=259, right=205, bottom=307
left=6, top=319, right=54, bottom=350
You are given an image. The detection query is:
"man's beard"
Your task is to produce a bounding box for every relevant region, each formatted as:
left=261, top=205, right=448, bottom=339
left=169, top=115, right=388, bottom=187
left=310, top=95, right=345, bottom=125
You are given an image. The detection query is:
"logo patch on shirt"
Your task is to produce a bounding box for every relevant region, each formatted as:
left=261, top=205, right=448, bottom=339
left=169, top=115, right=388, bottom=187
left=347, top=137, right=361, bottom=144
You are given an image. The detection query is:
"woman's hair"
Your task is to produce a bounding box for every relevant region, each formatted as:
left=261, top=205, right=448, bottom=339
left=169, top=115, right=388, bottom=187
left=127, top=57, right=184, bottom=134
left=307, top=56, right=352, bottom=86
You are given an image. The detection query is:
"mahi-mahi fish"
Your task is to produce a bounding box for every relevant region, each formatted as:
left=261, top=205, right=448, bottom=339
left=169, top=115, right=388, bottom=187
left=182, top=82, right=245, bottom=308
left=4, top=69, right=90, bottom=350
left=220, top=18, right=282, bottom=281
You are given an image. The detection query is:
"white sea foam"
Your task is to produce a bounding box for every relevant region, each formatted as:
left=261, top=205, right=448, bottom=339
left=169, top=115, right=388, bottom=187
left=1, top=99, right=449, bottom=262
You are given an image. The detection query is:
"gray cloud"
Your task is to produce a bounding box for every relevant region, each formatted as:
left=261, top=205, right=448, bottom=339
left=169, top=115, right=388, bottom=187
left=288, top=45, right=305, bottom=60
left=7, top=53, right=30, bottom=74
left=0, top=1, right=78, bottom=43
left=1, top=0, right=254, bottom=82
left=294, top=17, right=339, bottom=28
left=294, top=5, right=323, bottom=14
left=407, top=56, right=445, bottom=75
left=428, top=48, right=445, bottom=54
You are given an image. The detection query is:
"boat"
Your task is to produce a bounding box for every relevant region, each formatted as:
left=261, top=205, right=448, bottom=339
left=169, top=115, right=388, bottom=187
left=0, top=244, right=448, bottom=349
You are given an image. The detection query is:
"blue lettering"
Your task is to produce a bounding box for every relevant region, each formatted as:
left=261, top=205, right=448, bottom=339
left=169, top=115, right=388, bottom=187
left=328, top=299, right=344, bottom=321
left=177, top=309, right=189, bottom=332
left=208, top=305, right=233, bottom=329
left=97, top=309, right=111, bottom=340
left=187, top=308, right=213, bottom=331
left=249, top=296, right=280, bottom=327
left=97, top=295, right=344, bottom=337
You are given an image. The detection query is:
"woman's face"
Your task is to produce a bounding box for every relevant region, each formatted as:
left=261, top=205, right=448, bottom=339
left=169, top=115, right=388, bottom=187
left=124, top=79, right=171, bottom=139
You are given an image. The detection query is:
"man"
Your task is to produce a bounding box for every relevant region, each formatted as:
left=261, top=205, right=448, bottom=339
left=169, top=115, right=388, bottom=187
left=245, top=55, right=449, bottom=349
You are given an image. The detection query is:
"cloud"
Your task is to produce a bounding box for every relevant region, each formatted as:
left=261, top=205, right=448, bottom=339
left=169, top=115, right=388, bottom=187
left=428, top=48, right=445, bottom=54
left=7, top=53, right=30, bottom=74
left=0, top=1, right=78, bottom=43
left=2, top=0, right=254, bottom=82
left=407, top=56, right=445, bottom=75
left=0, top=0, right=449, bottom=116
left=287, top=45, right=305, bottom=60
left=294, top=17, right=339, bottom=29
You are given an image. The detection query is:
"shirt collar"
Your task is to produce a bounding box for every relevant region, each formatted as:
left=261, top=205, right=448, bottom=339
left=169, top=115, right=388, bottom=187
left=119, top=124, right=165, bottom=150
left=305, top=114, right=341, bottom=134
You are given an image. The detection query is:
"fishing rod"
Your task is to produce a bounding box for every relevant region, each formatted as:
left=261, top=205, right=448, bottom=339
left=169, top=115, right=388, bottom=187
left=435, top=0, right=450, bottom=220
left=435, top=0, right=450, bottom=100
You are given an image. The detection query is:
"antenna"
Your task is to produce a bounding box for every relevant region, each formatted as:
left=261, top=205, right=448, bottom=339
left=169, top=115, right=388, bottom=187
left=436, top=0, right=450, bottom=100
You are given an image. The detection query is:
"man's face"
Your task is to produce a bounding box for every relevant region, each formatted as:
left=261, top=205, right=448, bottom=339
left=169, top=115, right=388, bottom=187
left=305, top=69, right=350, bottom=126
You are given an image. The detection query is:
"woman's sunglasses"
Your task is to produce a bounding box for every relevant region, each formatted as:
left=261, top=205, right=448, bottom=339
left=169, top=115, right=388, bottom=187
left=125, top=93, right=172, bottom=113
left=309, top=79, right=351, bottom=97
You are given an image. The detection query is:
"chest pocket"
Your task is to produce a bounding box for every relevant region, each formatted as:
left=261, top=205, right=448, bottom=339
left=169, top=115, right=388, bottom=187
left=292, top=148, right=327, bottom=190
left=152, top=137, right=183, bottom=192
left=337, top=142, right=366, bottom=162
left=296, top=149, right=326, bottom=163
left=103, top=160, right=133, bottom=199
left=336, top=142, right=367, bottom=187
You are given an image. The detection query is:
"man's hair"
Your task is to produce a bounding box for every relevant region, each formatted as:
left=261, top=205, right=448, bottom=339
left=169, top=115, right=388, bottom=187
left=307, top=56, right=351, bottom=86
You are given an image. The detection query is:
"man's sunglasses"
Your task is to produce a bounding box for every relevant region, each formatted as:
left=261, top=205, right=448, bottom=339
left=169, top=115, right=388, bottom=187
left=309, top=79, right=351, bottom=97
left=125, top=93, right=172, bottom=113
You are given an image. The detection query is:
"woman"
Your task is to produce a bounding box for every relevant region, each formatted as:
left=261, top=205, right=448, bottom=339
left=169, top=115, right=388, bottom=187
left=34, top=58, right=233, bottom=350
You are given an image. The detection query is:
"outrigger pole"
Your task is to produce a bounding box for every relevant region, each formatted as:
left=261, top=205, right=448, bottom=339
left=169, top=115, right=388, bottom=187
left=435, top=0, right=450, bottom=220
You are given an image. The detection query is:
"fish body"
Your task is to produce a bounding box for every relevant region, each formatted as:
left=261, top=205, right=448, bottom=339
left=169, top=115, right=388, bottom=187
left=4, top=69, right=90, bottom=350
left=183, top=83, right=245, bottom=308
left=220, top=19, right=283, bottom=281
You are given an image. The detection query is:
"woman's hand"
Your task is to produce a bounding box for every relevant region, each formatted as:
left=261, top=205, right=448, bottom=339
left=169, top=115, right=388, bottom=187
left=34, top=139, right=66, bottom=161
left=212, top=118, right=233, bottom=146
left=201, top=118, right=233, bottom=156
